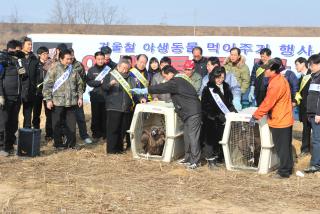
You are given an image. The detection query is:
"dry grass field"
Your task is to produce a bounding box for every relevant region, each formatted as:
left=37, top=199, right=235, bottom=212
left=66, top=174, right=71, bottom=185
left=0, top=104, right=319, bottom=214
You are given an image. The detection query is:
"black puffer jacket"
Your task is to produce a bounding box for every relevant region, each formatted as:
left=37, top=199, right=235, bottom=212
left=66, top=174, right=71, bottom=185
left=21, top=52, right=38, bottom=102
left=148, top=76, right=201, bottom=121
left=307, top=71, right=320, bottom=116
left=201, top=81, right=236, bottom=123
left=0, top=51, right=22, bottom=101
left=86, top=64, right=106, bottom=102
left=102, top=70, right=137, bottom=112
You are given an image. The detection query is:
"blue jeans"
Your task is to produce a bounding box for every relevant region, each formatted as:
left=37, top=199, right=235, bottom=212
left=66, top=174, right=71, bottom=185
left=310, top=118, right=320, bottom=166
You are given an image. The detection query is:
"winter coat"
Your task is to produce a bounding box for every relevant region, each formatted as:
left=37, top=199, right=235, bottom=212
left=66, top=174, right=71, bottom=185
left=253, top=74, right=294, bottom=128
left=201, top=81, right=236, bottom=123
left=21, top=52, right=38, bottom=102
left=42, top=62, right=83, bottom=107
left=150, top=72, right=171, bottom=102
left=307, top=70, right=320, bottom=117
left=148, top=76, right=201, bottom=121
left=0, top=51, right=21, bottom=101
left=102, top=69, right=137, bottom=112
left=223, top=55, right=250, bottom=94
left=86, top=64, right=106, bottom=102
left=193, top=57, right=208, bottom=78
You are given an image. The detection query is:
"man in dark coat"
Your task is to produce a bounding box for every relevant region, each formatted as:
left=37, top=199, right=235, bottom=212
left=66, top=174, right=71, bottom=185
left=131, top=66, right=202, bottom=169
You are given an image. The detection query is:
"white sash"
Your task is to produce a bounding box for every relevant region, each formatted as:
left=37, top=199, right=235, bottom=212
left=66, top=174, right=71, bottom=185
left=95, top=65, right=111, bottom=81
left=53, top=65, right=72, bottom=93
left=209, top=88, right=230, bottom=114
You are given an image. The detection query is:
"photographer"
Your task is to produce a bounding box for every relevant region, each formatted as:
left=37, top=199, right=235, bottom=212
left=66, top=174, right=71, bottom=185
left=0, top=40, right=25, bottom=157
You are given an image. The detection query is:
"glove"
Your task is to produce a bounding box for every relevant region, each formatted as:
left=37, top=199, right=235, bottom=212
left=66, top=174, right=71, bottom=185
left=249, top=116, right=258, bottom=127
left=0, top=96, right=5, bottom=109
left=232, top=96, right=242, bottom=112
left=130, top=88, right=148, bottom=95
left=248, top=86, right=255, bottom=103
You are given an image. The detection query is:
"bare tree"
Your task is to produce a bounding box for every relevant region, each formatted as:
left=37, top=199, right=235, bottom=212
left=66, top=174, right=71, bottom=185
left=100, top=0, right=118, bottom=25
left=80, top=0, right=99, bottom=25
left=50, top=0, right=125, bottom=25
left=50, top=0, right=65, bottom=24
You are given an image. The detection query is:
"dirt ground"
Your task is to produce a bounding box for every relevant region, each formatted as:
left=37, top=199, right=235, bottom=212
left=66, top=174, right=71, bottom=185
left=0, top=104, right=320, bottom=214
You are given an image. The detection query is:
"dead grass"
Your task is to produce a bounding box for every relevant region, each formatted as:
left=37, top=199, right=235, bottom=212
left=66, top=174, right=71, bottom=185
left=0, top=104, right=319, bottom=213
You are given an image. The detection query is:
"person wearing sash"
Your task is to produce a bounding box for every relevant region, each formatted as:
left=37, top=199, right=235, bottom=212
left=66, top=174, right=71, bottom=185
left=182, top=60, right=202, bottom=95
left=102, top=59, right=139, bottom=154
left=201, top=66, right=237, bottom=168
left=130, top=54, right=150, bottom=103
left=295, top=57, right=312, bottom=157
left=304, top=54, right=320, bottom=173
left=101, top=46, right=117, bottom=70
left=87, top=51, right=109, bottom=141
left=43, top=49, right=84, bottom=149
left=248, top=48, right=272, bottom=106
left=251, top=58, right=294, bottom=179
left=131, top=66, right=202, bottom=169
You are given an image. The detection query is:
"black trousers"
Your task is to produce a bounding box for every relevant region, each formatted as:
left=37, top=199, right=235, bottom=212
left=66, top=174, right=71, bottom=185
left=75, top=105, right=89, bottom=140
left=183, top=114, right=202, bottom=164
left=106, top=110, right=130, bottom=154
left=301, top=114, right=312, bottom=153
left=52, top=106, right=76, bottom=148
left=23, top=101, right=33, bottom=128
left=203, top=117, right=224, bottom=160
left=32, top=94, right=43, bottom=129
left=270, top=126, right=293, bottom=177
left=91, top=101, right=106, bottom=139
left=0, top=99, right=21, bottom=151
left=43, top=101, right=53, bottom=138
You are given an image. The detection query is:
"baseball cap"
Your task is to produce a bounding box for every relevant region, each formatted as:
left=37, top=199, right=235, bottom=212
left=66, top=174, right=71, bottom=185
left=260, top=58, right=283, bottom=70
left=183, top=60, right=195, bottom=70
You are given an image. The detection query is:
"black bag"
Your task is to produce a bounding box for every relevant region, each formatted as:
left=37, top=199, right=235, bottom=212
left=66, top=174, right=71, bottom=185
left=17, top=128, right=41, bottom=157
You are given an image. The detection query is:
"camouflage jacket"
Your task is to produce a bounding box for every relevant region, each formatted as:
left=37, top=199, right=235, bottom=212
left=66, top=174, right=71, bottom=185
left=42, top=62, right=83, bottom=107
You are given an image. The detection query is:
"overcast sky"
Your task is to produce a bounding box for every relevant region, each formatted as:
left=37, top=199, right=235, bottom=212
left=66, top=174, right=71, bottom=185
left=0, top=0, right=318, bottom=27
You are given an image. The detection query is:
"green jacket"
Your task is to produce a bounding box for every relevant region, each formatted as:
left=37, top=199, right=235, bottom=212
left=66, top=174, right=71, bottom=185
left=190, top=72, right=202, bottom=95
left=224, top=55, right=250, bottom=94
left=43, top=62, right=83, bottom=107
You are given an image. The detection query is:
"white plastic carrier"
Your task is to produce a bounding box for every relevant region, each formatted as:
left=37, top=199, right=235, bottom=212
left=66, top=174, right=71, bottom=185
left=219, top=107, right=279, bottom=174
left=129, top=101, right=185, bottom=162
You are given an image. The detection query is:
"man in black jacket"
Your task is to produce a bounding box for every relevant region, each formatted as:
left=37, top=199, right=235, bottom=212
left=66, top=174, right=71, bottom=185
left=102, top=59, right=139, bottom=154
left=304, top=54, right=320, bottom=173
left=192, top=46, right=208, bottom=78
left=0, top=40, right=24, bottom=156
left=86, top=51, right=108, bottom=140
left=295, top=57, right=312, bottom=157
left=32, top=47, right=51, bottom=135
left=131, top=66, right=202, bottom=169
left=101, top=46, right=117, bottom=70
left=20, top=36, right=38, bottom=128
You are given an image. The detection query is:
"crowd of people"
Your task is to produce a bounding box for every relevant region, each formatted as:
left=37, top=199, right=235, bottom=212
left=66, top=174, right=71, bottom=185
left=0, top=36, right=319, bottom=178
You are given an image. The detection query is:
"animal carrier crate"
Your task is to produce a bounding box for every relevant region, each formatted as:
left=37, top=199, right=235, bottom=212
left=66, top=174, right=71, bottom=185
left=129, top=101, right=184, bottom=162
left=219, top=107, right=279, bottom=174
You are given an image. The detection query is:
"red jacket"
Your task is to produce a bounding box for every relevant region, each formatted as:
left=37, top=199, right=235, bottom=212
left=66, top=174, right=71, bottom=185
left=253, top=74, right=294, bottom=128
